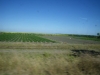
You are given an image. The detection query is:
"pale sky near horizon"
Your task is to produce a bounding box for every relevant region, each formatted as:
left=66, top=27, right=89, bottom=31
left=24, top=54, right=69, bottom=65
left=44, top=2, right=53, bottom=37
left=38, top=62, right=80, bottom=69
left=0, top=0, right=100, bottom=35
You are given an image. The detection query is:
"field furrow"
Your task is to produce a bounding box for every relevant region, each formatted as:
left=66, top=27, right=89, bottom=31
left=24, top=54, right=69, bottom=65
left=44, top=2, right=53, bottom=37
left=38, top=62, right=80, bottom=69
left=0, top=33, right=55, bottom=43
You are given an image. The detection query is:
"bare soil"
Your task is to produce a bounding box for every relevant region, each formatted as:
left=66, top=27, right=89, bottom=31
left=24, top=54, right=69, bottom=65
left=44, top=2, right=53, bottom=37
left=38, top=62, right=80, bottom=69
left=42, top=35, right=100, bottom=44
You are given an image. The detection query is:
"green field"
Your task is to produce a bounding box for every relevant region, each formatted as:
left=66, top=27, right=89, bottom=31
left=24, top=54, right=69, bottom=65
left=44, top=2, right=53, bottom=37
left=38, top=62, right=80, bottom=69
left=0, top=32, right=55, bottom=42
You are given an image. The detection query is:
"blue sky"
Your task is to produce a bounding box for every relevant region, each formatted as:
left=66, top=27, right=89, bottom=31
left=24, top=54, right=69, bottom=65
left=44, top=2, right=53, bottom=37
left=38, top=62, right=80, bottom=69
left=0, top=0, right=100, bottom=35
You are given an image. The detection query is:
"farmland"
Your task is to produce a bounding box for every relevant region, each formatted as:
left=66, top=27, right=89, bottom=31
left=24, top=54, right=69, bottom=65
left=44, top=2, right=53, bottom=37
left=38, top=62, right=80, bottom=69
left=0, top=32, right=100, bottom=75
left=0, top=32, right=55, bottom=42
left=41, top=34, right=100, bottom=44
left=68, top=34, right=100, bottom=41
left=0, top=32, right=100, bottom=44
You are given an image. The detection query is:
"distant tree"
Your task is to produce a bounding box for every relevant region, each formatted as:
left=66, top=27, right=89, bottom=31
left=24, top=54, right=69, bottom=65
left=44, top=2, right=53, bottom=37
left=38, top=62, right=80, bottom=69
left=97, top=33, right=100, bottom=38
left=97, top=33, right=100, bottom=36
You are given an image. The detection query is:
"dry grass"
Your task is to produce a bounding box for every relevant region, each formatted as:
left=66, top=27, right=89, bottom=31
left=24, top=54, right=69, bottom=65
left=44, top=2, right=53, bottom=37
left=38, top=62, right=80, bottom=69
left=66, top=54, right=100, bottom=75
left=0, top=42, right=100, bottom=75
left=0, top=42, right=100, bottom=50
left=0, top=51, right=100, bottom=75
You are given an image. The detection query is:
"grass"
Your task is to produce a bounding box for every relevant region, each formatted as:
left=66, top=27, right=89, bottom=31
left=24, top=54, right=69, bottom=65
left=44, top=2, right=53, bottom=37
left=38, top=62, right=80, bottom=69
left=75, top=36, right=100, bottom=41
left=0, top=32, right=100, bottom=75
left=0, top=51, right=100, bottom=75
left=0, top=42, right=100, bottom=50
left=68, top=35, right=100, bottom=41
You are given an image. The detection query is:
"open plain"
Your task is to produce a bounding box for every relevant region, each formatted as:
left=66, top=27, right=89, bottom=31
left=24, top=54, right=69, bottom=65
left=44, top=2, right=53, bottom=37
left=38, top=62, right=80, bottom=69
left=0, top=33, right=100, bottom=75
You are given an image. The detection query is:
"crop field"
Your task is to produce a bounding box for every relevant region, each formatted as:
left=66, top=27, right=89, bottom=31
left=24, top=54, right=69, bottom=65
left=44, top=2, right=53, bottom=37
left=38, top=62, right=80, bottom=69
left=0, top=32, right=55, bottom=42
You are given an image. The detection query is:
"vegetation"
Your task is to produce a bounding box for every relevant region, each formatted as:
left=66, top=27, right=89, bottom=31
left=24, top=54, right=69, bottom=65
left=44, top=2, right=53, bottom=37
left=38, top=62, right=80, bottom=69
left=67, top=34, right=100, bottom=41
left=0, top=42, right=100, bottom=49
left=97, top=33, right=100, bottom=38
left=0, top=32, right=100, bottom=75
left=0, top=32, right=100, bottom=42
left=0, top=51, right=100, bottom=75
left=0, top=32, right=55, bottom=42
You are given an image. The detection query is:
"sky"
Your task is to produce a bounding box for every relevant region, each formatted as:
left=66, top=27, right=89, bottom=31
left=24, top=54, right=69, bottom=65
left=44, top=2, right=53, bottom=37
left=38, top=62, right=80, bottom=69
left=0, top=0, right=100, bottom=35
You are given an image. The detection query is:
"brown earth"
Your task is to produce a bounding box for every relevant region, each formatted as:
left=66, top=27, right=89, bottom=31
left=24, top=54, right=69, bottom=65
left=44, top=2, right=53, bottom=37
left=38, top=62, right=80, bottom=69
left=41, top=35, right=100, bottom=44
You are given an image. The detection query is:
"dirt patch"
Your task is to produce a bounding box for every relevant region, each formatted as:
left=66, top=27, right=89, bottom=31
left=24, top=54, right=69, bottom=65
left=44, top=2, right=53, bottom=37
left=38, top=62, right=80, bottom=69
left=42, top=35, right=100, bottom=44
left=71, top=49, right=100, bottom=56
